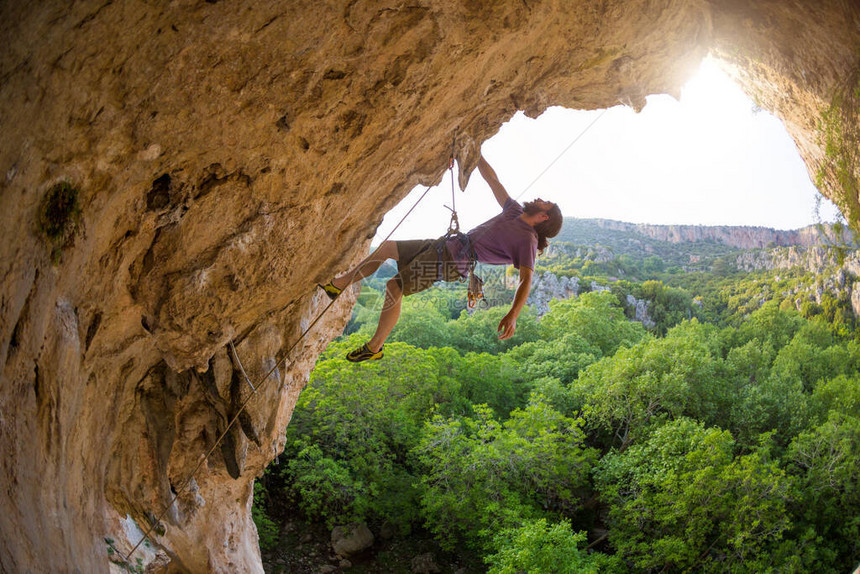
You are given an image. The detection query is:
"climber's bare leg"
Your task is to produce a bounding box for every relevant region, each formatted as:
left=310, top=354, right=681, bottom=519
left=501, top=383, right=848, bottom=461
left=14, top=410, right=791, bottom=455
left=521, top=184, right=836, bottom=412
left=368, top=277, right=402, bottom=352
left=331, top=241, right=399, bottom=290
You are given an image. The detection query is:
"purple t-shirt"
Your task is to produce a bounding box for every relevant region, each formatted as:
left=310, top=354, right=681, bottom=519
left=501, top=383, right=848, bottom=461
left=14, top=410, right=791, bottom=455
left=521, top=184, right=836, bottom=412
left=446, top=198, right=538, bottom=275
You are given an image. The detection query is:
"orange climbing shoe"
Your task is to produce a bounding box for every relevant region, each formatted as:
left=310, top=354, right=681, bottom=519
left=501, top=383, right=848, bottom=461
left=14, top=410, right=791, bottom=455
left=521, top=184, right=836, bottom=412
left=318, top=281, right=343, bottom=301
left=346, top=343, right=384, bottom=363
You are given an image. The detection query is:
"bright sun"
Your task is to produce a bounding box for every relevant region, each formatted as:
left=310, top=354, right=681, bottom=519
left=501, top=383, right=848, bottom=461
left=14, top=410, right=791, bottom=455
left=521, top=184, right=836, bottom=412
left=671, top=58, right=761, bottom=159
left=682, top=58, right=753, bottom=119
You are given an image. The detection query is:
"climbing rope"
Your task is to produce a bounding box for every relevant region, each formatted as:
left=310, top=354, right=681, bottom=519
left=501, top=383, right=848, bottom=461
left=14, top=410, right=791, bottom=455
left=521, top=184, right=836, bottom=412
left=230, top=338, right=256, bottom=391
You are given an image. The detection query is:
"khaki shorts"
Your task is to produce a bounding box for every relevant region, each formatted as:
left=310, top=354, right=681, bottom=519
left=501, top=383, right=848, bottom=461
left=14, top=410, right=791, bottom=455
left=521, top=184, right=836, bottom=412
left=395, top=238, right=464, bottom=296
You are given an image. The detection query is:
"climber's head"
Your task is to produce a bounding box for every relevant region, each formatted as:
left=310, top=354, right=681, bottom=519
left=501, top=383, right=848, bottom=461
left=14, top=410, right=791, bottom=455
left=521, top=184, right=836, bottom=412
left=524, top=198, right=562, bottom=253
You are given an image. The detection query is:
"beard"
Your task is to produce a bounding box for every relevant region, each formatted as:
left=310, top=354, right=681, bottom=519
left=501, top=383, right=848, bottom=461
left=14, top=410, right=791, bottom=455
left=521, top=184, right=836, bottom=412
left=523, top=200, right=544, bottom=215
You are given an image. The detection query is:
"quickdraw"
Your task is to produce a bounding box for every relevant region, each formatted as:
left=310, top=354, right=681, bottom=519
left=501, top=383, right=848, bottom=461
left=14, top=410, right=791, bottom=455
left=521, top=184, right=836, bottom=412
left=467, top=271, right=487, bottom=309
left=442, top=132, right=485, bottom=310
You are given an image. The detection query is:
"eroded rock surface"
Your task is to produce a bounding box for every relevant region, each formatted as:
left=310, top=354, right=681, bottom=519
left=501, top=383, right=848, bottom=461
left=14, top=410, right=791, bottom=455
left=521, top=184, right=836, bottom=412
left=528, top=272, right=580, bottom=316
left=1, top=1, right=858, bottom=572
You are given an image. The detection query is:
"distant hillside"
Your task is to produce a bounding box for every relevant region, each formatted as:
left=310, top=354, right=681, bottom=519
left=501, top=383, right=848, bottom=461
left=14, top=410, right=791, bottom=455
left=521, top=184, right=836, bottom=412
left=541, top=218, right=857, bottom=277
left=530, top=218, right=860, bottom=334
left=545, top=219, right=735, bottom=276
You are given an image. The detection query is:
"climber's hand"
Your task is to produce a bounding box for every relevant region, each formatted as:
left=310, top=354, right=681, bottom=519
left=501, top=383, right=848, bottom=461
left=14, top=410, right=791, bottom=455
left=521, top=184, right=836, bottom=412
left=497, top=312, right=517, bottom=340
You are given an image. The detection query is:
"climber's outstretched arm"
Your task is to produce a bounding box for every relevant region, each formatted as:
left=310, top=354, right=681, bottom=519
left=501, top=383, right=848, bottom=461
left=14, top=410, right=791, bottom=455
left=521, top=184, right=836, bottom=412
left=497, top=266, right=532, bottom=340
left=477, top=155, right=511, bottom=208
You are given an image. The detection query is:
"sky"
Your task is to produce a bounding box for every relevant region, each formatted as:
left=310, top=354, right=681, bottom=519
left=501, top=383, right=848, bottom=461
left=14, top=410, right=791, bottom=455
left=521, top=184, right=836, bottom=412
left=375, top=58, right=842, bottom=242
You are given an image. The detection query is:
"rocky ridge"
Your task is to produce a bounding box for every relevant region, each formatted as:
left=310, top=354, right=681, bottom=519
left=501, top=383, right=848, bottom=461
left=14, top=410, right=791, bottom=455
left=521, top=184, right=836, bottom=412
left=736, top=245, right=860, bottom=275
left=592, top=219, right=854, bottom=250
left=527, top=273, right=581, bottom=316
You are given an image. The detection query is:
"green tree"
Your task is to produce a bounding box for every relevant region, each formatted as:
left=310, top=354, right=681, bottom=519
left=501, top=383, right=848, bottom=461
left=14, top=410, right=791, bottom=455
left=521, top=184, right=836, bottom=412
left=723, top=338, right=775, bottom=388
left=416, top=399, right=597, bottom=550
left=818, top=290, right=856, bottom=336
left=252, top=482, right=280, bottom=551
left=387, top=299, right=452, bottom=349
left=725, top=317, right=860, bottom=449
left=572, top=320, right=725, bottom=450
left=454, top=351, right=528, bottom=417
left=286, top=444, right=369, bottom=527
left=541, top=291, right=648, bottom=357
left=731, top=301, right=806, bottom=351
left=726, top=322, right=858, bottom=449
left=810, top=373, right=860, bottom=422
left=642, top=255, right=665, bottom=275
left=769, top=323, right=856, bottom=392
left=788, top=412, right=860, bottom=568
left=485, top=519, right=620, bottom=574
left=711, top=256, right=737, bottom=277
left=729, top=371, right=809, bottom=450
left=595, top=419, right=794, bottom=573
left=526, top=376, right=578, bottom=415
left=637, top=280, right=695, bottom=335
left=447, top=305, right=540, bottom=354
left=505, top=333, right=600, bottom=385
left=282, top=337, right=463, bottom=531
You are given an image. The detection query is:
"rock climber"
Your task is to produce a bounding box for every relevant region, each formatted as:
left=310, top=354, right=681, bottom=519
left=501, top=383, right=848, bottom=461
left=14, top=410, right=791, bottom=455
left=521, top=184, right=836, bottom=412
left=319, top=154, right=563, bottom=362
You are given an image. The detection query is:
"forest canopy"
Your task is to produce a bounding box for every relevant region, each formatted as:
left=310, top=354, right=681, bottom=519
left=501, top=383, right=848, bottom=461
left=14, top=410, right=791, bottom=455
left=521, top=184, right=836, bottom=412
left=256, top=222, right=860, bottom=573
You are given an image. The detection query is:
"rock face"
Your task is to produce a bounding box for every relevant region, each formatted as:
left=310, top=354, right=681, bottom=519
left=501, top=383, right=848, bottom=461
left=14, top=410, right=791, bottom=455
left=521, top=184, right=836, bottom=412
left=735, top=245, right=856, bottom=273
left=528, top=272, right=580, bottom=316
left=627, top=294, right=657, bottom=331
left=1, top=1, right=858, bottom=572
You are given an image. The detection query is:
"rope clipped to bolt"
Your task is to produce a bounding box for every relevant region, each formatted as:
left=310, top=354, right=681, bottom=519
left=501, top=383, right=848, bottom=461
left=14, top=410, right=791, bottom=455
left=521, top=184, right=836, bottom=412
left=447, top=131, right=460, bottom=234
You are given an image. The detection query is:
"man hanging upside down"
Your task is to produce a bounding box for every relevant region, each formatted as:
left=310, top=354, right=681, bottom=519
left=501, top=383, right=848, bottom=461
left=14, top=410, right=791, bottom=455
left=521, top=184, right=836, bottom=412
left=319, top=154, right=563, bottom=362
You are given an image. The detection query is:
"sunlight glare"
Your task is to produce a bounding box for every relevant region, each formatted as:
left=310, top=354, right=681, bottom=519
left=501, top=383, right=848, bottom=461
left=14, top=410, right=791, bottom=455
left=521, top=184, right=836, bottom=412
left=682, top=58, right=754, bottom=119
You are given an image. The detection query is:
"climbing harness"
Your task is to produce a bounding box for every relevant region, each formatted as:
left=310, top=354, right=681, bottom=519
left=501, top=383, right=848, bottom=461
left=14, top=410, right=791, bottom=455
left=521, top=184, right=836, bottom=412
left=120, top=111, right=608, bottom=568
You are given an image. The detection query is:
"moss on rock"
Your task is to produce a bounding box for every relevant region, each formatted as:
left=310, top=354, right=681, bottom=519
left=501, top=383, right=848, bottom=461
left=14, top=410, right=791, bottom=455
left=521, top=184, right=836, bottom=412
left=36, top=181, right=82, bottom=263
